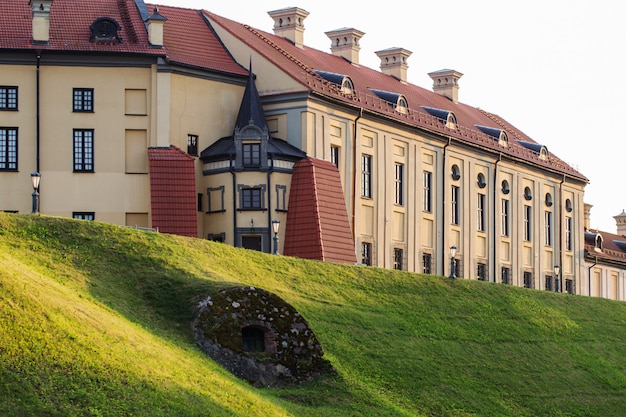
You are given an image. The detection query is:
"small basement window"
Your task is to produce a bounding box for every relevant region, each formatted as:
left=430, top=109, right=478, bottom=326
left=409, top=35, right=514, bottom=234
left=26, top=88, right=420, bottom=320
left=242, top=326, right=266, bottom=352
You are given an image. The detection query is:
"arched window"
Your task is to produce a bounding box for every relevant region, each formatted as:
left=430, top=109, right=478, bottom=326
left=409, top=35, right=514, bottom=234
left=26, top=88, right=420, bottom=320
left=524, top=186, right=533, bottom=201
left=477, top=173, right=486, bottom=188
left=501, top=180, right=510, bottom=195
left=545, top=193, right=553, bottom=207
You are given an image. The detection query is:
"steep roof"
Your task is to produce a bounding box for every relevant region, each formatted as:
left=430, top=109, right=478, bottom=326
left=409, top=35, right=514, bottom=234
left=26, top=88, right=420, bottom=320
left=585, top=228, right=626, bottom=264
left=235, top=62, right=268, bottom=131
left=204, top=10, right=587, bottom=182
left=284, top=157, right=356, bottom=264
left=148, top=146, right=197, bottom=237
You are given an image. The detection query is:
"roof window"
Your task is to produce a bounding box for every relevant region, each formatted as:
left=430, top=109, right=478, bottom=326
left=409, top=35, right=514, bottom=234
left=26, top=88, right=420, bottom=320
left=518, top=141, right=549, bottom=160
left=475, top=125, right=508, bottom=146
left=314, top=70, right=355, bottom=95
left=369, top=89, right=408, bottom=114
left=90, top=17, right=122, bottom=44
left=421, top=106, right=457, bottom=129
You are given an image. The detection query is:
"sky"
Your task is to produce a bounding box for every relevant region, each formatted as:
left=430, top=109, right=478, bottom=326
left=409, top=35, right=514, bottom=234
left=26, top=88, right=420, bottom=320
left=157, top=0, right=626, bottom=233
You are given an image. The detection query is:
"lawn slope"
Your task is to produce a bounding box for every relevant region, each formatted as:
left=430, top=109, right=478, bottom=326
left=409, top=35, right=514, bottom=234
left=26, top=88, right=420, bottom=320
left=1, top=213, right=625, bottom=416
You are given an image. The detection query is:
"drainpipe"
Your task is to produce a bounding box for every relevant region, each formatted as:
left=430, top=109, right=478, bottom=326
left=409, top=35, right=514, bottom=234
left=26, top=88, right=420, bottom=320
left=351, top=108, right=363, bottom=240
left=441, top=137, right=452, bottom=275
left=230, top=156, right=237, bottom=246
left=558, top=174, right=565, bottom=292
left=492, top=153, right=502, bottom=282
left=266, top=156, right=275, bottom=253
left=588, top=255, right=597, bottom=297
left=36, top=50, right=41, bottom=172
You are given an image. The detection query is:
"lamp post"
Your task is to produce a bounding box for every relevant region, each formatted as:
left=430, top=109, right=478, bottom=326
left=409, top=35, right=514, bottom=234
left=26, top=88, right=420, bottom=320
left=449, top=245, right=457, bottom=279
left=272, top=219, right=280, bottom=255
left=554, top=265, right=561, bottom=293
left=31, top=172, right=41, bottom=215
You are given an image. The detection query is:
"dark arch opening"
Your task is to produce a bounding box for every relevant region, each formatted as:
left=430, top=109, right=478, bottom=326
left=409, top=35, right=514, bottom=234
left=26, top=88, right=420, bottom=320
left=242, top=326, right=266, bottom=352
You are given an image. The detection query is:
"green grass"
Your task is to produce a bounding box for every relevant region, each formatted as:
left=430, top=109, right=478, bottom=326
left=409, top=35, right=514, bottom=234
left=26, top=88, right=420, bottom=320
left=1, top=212, right=626, bottom=416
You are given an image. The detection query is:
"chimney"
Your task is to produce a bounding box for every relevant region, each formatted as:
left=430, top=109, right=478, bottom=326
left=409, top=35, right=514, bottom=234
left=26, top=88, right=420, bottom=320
left=30, top=0, right=53, bottom=43
left=428, top=69, right=463, bottom=103
left=584, top=203, right=593, bottom=230
left=268, top=7, right=309, bottom=48
left=325, top=28, right=365, bottom=65
left=146, top=7, right=167, bottom=47
left=614, top=209, right=626, bottom=236
left=375, top=47, right=412, bottom=83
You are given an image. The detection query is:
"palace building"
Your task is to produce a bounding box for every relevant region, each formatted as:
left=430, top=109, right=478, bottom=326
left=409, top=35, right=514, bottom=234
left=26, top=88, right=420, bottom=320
left=1, top=1, right=592, bottom=295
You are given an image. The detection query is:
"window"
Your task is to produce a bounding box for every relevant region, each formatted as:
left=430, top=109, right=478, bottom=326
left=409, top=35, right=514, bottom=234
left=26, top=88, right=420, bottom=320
left=0, top=86, right=18, bottom=110
left=501, top=180, right=510, bottom=195
left=243, top=143, right=260, bottom=167
left=523, top=272, right=533, bottom=289
left=207, top=186, right=225, bottom=213
left=73, top=88, right=93, bottom=112
left=477, top=173, right=486, bottom=188
left=451, top=185, right=460, bottom=225
left=477, top=194, right=486, bottom=232
left=275, top=184, right=287, bottom=211
left=394, top=163, right=404, bottom=206
left=242, top=326, right=266, bottom=352
left=423, top=253, right=432, bottom=274
left=207, top=233, right=225, bottom=243
left=73, top=129, right=94, bottom=172
left=330, top=145, right=340, bottom=168
left=545, top=275, right=553, bottom=291
left=545, top=211, right=553, bottom=246
left=361, top=242, right=372, bottom=266
left=477, top=263, right=487, bottom=281
left=451, top=164, right=461, bottom=180
left=565, top=216, right=572, bottom=251
left=524, top=186, right=533, bottom=201
left=565, top=279, right=574, bottom=294
left=393, top=248, right=403, bottom=270
left=73, top=212, right=94, bottom=220
left=187, top=134, right=198, bottom=156
left=501, top=199, right=510, bottom=237
left=423, top=171, right=432, bottom=212
left=523, top=205, right=532, bottom=242
left=501, top=267, right=511, bottom=284
left=240, top=187, right=263, bottom=209
left=361, top=154, right=372, bottom=198
left=565, top=199, right=573, bottom=213
left=0, top=127, right=18, bottom=171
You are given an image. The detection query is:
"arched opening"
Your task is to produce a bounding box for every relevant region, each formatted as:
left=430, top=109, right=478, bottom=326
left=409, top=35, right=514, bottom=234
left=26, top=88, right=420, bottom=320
left=242, top=326, right=266, bottom=352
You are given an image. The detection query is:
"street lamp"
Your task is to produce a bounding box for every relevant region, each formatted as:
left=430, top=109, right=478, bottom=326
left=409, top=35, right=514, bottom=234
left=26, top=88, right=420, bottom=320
left=554, top=265, right=561, bottom=293
left=449, top=245, right=457, bottom=279
left=31, top=172, right=41, bottom=215
left=272, top=219, right=280, bottom=255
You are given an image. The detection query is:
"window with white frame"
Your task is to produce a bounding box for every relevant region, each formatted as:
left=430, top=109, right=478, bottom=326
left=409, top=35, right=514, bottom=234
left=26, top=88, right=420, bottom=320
left=501, top=199, right=510, bottom=237
left=545, top=211, right=553, bottom=246
left=394, top=163, right=404, bottom=206
left=477, top=193, right=486, bottom=232
left=565, top=216, right=572, bottom=251
left=523, top=205, right=532, bottom=242
left=451, top=185, right=460, bottom=225
left=361, top=154, right=372, bottom=198
left=423, top=171, right=432, bottom=212
left=330, top=145, right=340, bottom=168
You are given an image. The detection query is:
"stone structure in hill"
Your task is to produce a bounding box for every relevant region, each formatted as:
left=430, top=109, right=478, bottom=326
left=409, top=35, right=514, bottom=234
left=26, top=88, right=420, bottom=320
left=193, top=286, right=332, bottom=387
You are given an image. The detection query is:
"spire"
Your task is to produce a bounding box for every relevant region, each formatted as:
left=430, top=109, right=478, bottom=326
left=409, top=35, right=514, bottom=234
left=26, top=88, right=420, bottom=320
left=234, top=60, right=267, bottom=133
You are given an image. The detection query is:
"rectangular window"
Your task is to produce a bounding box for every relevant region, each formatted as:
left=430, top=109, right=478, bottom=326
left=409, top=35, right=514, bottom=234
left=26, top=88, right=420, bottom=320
left=0, top=127, right=18, bottom=171
left=241, top=187, right=262, bottom=209
left=394, top=163, right=404, bottom=206
left=451, top=185, right=460, bottom=225
left=187, top=134, right=198, bottom=156
left=477, top=263, right=487, bottom=281
left=523, top=205, right=532, bottom=242
left=565, top=279, right=574, bottom=294
left=361, top=154, right=372, bottom=198
left=73, top=212, right=94, bottom=220
left=423, top=171, right=432, bottom=212
left=545, top=211, right=553, bottom=246
left=477, top=194, right=486, bottom=232
left=0, top=86, right=18, bottom=110
left=330, top=145, right=339, bottom=168
left=73, top=88, right=93, bottom=112
left=545, top=275, right=553, bottom=291
left=393, top=248, right=403, bottom=270
left=523, top=271, right=533, bottom=288
left=73, top=129, right=94, bottom=172
left=423, top=253, right=432, bottom=274
left=243, top=143, right=260, bottom=167
left=361, top=242, right=372, bottom=266
left=501, top=199, right=510, bottom=237
left=197, top=193, right=203, bottom=212
left=501, top=267, right=510, bottom=284
left=207, top=186, right=225, bottom=213
left=275, top=184, right=287, bottom=211
left=565, top=216, right=572, bottom=251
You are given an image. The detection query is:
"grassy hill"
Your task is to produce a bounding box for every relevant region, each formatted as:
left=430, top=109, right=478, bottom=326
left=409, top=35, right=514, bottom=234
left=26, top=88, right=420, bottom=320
left=1, top=212, right=626, bottom=416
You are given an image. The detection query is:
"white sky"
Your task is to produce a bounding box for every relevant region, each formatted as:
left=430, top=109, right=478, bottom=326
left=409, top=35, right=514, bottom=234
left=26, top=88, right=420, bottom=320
left=157, top=0, right=626, bottom=233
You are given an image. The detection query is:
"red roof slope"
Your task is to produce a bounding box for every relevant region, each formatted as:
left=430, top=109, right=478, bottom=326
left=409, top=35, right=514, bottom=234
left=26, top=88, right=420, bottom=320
left=205, top=10, right=586, bottom=182
left=148, top=146, right=197, bottom=237
left=284, top=157, right=356, bottom=264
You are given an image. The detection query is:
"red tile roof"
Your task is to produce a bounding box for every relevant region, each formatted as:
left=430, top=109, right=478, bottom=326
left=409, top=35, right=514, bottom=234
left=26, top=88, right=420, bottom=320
left=284, top=157, right=356, bottom=264
left=148, top=146, right=197, bottom=237
left=205, top=10, right=587, bottom=182
left=585, top=228, right=626, bottom=263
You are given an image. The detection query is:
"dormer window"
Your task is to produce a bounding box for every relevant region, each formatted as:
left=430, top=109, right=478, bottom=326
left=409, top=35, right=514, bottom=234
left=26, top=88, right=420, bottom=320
left=369, top=89, right=408, bottom=114
left=595, top=234, right=603, bottom=251
left=422, top=106, right=457, bottom=129
left=518, top=141, right=549, bottom=160
left=314, top=70, right=355, bottom=95
left=475, top=125, right=508, bottom=146
left=90, top=17, right=122, bottom=44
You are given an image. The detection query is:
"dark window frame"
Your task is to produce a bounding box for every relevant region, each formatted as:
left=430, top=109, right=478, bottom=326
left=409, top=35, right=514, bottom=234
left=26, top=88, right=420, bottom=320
left=73, top=129, right=94, bottom=172
left=0, top=86, right=18, bottom=110
left=477, top=262, right=488, bottom=281
left=275, top=184, right=287, bottom=212
left=73, top=211, right=95, bottom=220
left=243, top=143, right=261, bottom=168
left=0, top=127, right=18, bottom=171
left=422, top=253, right=432, bottom=274
left=187, top=134, right=198, bottom=156
left=330, top=145, right=340, bottom=168
left=393, top=247, right=403, bottom=270
left=238, top=185, right=266, bottom=211
left=73, top=88, right=94, bottom=112
left=501, top=267, right=511, bottom=284
left=361, top=242, right=372, bottom=266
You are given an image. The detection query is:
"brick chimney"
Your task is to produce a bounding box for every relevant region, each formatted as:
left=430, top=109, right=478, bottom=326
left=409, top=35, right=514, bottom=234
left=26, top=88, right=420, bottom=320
left=146, top=7, right=167, bottom=47
left=325, top=28, right=365, bottom=65
left=375, top=47, right=412, bottom=83
left=614, top=209, right=626, bottom=236
left=268, top=7, right=309, bottom=48
left=428, top=69, right=463, bottom=103
left=30, top=0, right=53, bottom=43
